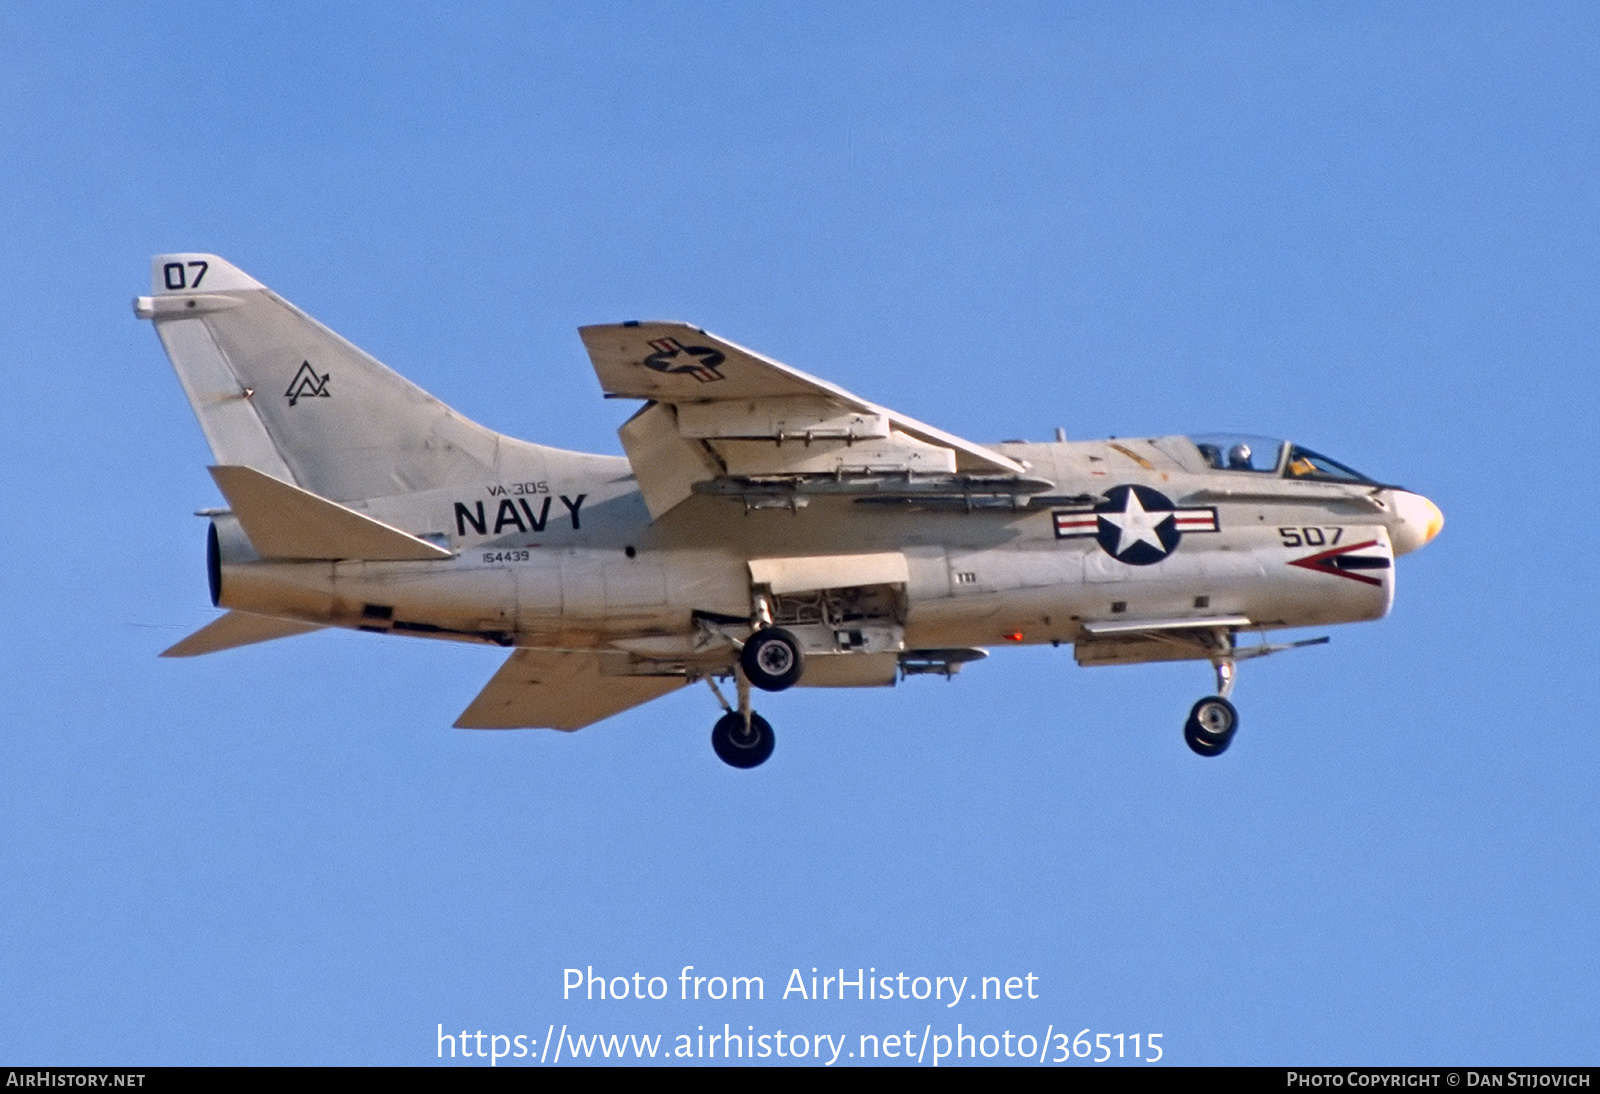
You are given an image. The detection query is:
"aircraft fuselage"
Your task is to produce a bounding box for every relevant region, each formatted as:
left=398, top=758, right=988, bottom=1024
left=213, top=434, right=1417, bottom=660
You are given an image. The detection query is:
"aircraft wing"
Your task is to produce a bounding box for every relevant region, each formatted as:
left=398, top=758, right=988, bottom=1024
left=579, top=322, right=1032, bottom=519
left=454, top=648, right=685, bottom=730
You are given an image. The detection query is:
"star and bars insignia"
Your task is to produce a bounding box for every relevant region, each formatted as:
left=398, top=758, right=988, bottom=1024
left=1053, top=484, right=1219, bottom=566
left=642, top=337, right=726, bottom=383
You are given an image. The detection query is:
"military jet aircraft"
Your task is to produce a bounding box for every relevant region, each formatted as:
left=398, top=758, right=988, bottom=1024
left=138, top=254, right=1443, bottom=766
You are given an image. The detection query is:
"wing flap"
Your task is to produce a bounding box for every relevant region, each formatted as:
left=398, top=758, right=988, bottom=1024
left=616, top=402, right=724, bottom=521
left=455, top=648, right=685, bottom=730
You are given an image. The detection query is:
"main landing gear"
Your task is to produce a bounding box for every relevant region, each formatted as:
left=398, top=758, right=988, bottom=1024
left=739, top=626, right=804, bottom=691
left=712, top=710, right=774, bottom=768
left=704, top=669, right=777, bottom=769
left=697, top=624, right=805, bottom=768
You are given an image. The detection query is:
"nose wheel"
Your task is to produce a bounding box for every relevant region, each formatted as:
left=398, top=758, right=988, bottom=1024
left=1184, top=695, right=1238, bottom=756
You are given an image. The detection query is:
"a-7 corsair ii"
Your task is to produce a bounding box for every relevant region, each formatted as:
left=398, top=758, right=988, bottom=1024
left=138, top=254, right=1443, bottom=767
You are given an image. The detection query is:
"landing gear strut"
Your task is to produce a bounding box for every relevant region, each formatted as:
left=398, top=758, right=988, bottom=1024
left=1185, top=637, right=1239, bottom=757
left=705, top=672, right=775, bottom=769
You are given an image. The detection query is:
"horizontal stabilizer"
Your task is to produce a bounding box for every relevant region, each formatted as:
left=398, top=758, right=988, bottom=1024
left=456, top=648, right=684, bottom=730
left=209, top=465, right=451, bottom=561
left=161, top=610, right=324, bottom=657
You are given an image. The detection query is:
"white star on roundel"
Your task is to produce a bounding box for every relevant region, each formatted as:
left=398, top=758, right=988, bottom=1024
left=1101, top=488, right=1169, bottom=557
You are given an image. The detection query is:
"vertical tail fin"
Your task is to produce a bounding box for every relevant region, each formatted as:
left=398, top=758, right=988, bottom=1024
left=135, top=254, right=499, bottom=503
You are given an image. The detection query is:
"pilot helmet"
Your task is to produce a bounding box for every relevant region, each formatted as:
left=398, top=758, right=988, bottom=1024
left=1227, top=443, right=1253, bottom=469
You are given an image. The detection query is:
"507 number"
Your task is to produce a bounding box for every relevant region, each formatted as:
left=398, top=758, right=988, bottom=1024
left=1279, top=526, right=1343, bottom=548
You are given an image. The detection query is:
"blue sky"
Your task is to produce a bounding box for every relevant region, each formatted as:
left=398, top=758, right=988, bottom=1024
left=2, top=2, right=1596, bottom=1065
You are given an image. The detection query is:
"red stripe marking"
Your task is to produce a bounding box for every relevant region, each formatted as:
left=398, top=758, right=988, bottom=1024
left=1288, top=538, right=1385, bottom=586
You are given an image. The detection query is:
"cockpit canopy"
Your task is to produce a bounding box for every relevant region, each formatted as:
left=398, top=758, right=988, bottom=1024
left=1188, top=434, right=1377, bottom=484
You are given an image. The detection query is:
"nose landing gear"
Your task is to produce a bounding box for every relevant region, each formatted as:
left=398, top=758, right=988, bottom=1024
left=1185, top=656, right=1239, bottom=757
left=1182, top=631, right=1329, bottom=757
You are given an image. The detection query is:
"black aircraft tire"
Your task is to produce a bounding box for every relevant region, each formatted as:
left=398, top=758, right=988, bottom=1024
left=740, top=627, right=805, bottom=692
left=1184, top=717, right=1229, bottom=757
left=712, top=712, right=776, bottom=769
left=1184, top=696, right=1238, bottom=757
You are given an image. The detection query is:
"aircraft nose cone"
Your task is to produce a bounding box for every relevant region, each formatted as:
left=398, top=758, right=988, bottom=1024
left=1390, top=491, right=1444, bottom=556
